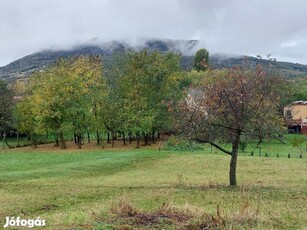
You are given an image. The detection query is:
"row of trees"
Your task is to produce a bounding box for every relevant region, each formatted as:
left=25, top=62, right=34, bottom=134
left=13, top=51, right=188, bottom=149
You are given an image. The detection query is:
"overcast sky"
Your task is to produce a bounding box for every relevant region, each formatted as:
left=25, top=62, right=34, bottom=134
left=1, top=0, right=307, bottom=66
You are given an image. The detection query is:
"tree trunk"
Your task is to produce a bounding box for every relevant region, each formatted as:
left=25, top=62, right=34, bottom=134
left=143, top=132, right=149, bottom=146
left=123, top=132, right=126, bottom=145
left=136, top=133, right=140, bottom=148
left=158, top=134, right=161, bottom=151
left=129, top=133, right=132, bottom=144
left=229, top=131, right=241, bottom=186
left=147, top=133, right=150, bottom=145
left=107, top=132, right=110, bottom=143
left=229, top=149, right=238, bottom=186
left=32, top=134, right=37, bottom=148
left=54, top=133, right=59, bottom=147
left=59, top=132, right=67, bottom=149
left=152, top=130, right=155, bottom=143
left=111, top=132, right=115, bottom=148
left=2, top=133, right=5, bottom=150
left=16, top=132, right=20, bottom=147
left=74, top=134, right=77, bottom=143
left=87, top=131, right=90, bottom=143
left=77, top=133, right=82, bottom=149
left=96, top=130, right=100, bottom=145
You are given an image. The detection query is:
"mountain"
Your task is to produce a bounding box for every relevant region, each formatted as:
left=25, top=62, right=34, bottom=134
left=209, top=54, right=307, bottom=78
left=1, top=39, right=307, bottom=82
left=0, top=39, right=199, bottom=82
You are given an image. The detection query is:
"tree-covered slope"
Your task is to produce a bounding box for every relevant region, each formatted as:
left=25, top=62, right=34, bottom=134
left=1, top=39, right=307, bottom=82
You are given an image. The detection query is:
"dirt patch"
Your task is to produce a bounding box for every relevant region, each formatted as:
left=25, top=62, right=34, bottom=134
left=109, top=212, right=222, bottom=229
left=134, top=212, right=190, bottom=225
left=40, top=204, right=58, bottom=211
left=105, top=197, right=226, bottom=229
left=6, top=139, right=165, bottom=152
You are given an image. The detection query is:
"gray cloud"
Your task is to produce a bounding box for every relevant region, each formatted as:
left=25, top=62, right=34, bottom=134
left=1, top=0, right=307, bottom=66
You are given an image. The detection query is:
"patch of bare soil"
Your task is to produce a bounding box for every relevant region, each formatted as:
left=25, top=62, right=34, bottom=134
left=9, top=139, right=164, bottom=152
left=109, top=212, right=223, bottom=230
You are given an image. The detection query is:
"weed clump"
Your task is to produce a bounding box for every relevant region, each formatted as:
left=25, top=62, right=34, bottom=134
left=109, top=195, right=138, bottom=217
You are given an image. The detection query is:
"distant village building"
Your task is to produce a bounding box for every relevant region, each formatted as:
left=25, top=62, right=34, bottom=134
left=284, top=100, right=307, bottom=134
left=186, top=89, right=207, bottom=114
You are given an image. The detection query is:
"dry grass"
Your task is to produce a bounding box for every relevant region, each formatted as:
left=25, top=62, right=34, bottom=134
left=98, top=196, right=264, bottom=229
left=109, top=194, right=139, bottom=217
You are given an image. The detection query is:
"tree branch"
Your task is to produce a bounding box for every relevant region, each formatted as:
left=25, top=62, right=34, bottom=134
left=196, top=139, right=232, bottom=155
left=274, top=136, right=287, bottom=145
left=208, top=122, right=240, bottom=132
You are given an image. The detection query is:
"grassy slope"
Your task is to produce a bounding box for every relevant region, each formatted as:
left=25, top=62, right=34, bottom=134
left=0, top=148, right=306, bottom=229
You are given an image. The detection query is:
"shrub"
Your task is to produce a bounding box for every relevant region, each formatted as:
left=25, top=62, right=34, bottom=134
left=164, top=135, right=204, bottom=151
left=239, top=141, right=247, bottom=152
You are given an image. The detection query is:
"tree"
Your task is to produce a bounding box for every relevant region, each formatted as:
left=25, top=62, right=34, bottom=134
left=12, top=80, right=27, bottom=97
left=102, top=51, right=129, bottom=147
left=193, top=48, right=209, bottom=71
left=15, top=95, right=41, bottom=147
left=15, top=56, right=105, bottom=149
left=64, top=55, right=104, bottom=148
left=176, top=65, right=286, bottom=186
left=119, top=50, right=156, bottom=148
left=131, top=51, right=183, bottom=142
left=118, top=50, right=184, bottom=147
left=0, top=80, right=13, bottom=132
left=0, top=80, right=14, bottom=148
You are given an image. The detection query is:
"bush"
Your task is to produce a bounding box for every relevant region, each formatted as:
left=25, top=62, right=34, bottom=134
left=164, top=135, right=204, bottom=151
left=239, top=141, right=247, bottom=152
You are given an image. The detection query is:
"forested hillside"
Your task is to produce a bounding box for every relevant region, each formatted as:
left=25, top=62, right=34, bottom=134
left=1, top=39, right=307, bottom=82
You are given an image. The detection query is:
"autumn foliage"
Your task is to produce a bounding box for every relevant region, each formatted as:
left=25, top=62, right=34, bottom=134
left=175, top=64, right=287, bottom=185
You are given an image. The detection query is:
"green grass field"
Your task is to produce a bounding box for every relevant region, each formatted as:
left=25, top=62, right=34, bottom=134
left=0, top=140, right=306, bottom=229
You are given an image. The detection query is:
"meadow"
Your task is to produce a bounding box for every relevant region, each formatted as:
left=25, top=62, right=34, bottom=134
left=0, top=137, right=306, bottom=229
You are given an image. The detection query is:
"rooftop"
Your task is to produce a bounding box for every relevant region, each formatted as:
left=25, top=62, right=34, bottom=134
left=293, top=100, right=307, bottom=105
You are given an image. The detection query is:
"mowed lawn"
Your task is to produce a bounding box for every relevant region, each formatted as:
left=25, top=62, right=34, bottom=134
left=0, top=147, right=306, bottom=229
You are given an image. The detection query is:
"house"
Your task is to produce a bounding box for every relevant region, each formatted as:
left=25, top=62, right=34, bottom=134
left=284, top=100, right=307, bottom=134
